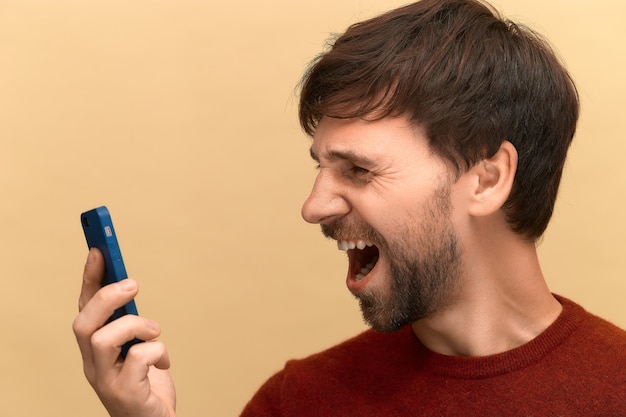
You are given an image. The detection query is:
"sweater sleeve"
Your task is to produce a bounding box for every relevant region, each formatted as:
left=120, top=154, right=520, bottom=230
left=239, top=369, right=286, bottom=417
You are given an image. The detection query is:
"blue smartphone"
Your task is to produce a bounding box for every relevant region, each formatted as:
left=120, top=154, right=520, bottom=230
left=80, top=206, right=142, bottom=358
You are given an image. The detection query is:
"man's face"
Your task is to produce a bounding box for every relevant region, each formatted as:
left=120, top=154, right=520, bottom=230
left=301, top=116, right=463, bottom=332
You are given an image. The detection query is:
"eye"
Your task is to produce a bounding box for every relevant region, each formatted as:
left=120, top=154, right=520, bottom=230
left=346, top=165, right=373, bottom=183
left=351, top=166, right=370, bottom=175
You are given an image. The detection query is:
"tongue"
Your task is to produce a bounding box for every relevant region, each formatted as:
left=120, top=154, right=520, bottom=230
left=348, top=245, right=379, bottom=280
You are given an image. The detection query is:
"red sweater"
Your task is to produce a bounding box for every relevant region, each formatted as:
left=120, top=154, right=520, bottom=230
left=241, top=296, right=626, bottom=416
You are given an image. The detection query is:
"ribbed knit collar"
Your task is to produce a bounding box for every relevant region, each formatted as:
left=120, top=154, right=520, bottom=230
left=408, top=295, right=585, bottom=379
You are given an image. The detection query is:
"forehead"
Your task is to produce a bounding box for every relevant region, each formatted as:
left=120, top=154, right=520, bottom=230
left=309, top=116, right=432, bottom=163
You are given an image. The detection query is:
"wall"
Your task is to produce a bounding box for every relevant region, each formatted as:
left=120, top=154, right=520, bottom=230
left=0, top=1, right=623, bottom=415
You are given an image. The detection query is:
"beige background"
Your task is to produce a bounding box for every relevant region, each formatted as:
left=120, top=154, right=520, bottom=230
left=0, top=0, right=624, bottom=416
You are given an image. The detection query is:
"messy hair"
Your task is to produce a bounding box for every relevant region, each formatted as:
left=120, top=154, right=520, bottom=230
left=299, top=0, right=579, bottom=241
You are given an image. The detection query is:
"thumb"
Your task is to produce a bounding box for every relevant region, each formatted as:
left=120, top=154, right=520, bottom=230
left=78, top=248, right=105, bottom=311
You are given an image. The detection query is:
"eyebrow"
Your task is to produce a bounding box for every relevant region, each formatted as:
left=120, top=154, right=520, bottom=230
left=309, top=146, right=375, bottom=167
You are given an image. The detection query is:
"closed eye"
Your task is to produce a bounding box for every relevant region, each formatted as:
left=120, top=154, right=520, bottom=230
left=346, top=165, right=373, bottom=183
left=309, top=146, right=374, bottom=182
left=350, top=166, right=369, bottom=175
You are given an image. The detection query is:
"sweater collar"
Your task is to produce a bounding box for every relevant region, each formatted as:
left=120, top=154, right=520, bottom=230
left=407, top=295, right=585, bottom=378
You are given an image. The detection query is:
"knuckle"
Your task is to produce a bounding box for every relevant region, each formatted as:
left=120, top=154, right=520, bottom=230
left=72, top=315, right=88, bottom=336
left=90, top=330, right=111, bottom=351
left=124, top=345, right=142, bottom=361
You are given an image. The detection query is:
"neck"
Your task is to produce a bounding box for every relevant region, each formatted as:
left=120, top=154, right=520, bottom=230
left=411, top=222, right=562, bottom=357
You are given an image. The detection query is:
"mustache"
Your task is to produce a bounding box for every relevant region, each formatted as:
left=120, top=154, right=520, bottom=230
left=321, top=219, right=380, bottom=243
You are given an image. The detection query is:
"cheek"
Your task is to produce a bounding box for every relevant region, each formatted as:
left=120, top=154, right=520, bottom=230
left=448, top=181, right=473, bottom=237
left=353, top=192, right=411, bottom=232
left=350, top=178, right=446, bottom=237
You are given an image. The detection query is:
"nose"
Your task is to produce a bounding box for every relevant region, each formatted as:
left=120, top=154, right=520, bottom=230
left=301, top=171, right=350, bottom=224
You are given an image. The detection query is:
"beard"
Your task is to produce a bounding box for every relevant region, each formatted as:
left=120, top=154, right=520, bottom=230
left=322, top=183, right=462, bottom=332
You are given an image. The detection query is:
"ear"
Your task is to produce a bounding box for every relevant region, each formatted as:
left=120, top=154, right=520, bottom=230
left=466, top=140, right=518, bottom=217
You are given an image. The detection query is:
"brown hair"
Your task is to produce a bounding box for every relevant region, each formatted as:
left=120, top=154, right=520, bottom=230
left=299, top=0, right=579, bottom=241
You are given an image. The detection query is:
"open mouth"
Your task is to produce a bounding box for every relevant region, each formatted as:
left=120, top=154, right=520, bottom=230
left=337, top=239, right=380, bottom=281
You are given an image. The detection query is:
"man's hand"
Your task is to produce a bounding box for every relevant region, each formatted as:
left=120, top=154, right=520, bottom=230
left=73, top=249, right=177, bottom=417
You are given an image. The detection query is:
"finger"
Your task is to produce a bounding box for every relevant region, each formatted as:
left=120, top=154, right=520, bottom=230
left=73, top=279, right=139, bottom=373
left=73, top=248, right=106, bottom=378
left=74, top=279, right=139, bottom=343
left=147, top=367, right=177, bottom=412
left=119, top=341, right=172, bottom=399
left=91, top=315, right=162, bottom=372
left=78, top=248, right=105, bottom=312
left=108, top=342, right=173, bottom=413
left=123, top=340, right=171, bottom=374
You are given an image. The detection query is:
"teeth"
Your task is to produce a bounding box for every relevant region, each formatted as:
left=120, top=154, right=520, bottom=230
left=355, top=256, right=379, bottom=281
left=337, top=239, right=374, bottom=252
left=335, top=239, right=378, bottom=281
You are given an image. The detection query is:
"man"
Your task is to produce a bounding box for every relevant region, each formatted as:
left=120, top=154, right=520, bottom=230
left=73, top=0, right=626, bottom=416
